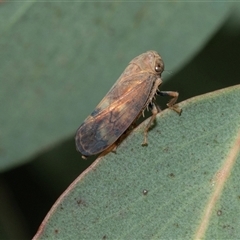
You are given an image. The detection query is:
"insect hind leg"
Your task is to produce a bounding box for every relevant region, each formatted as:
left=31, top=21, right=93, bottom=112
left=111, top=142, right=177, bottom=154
left=142, top=102, right=159, bottom=146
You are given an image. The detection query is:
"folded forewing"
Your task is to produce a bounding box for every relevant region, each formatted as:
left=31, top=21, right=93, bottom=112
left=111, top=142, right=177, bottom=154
left=76, top=73, right=158, bottom=156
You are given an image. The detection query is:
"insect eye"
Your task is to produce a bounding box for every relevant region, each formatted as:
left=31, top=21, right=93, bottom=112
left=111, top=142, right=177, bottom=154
left=155, top=64, right=162, bottom=73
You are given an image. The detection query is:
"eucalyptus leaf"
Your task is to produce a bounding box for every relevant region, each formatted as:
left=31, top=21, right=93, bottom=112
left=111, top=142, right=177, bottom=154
left=34, top=85, right=240, bottom=239
left=0, top=2, right=232, bottom=171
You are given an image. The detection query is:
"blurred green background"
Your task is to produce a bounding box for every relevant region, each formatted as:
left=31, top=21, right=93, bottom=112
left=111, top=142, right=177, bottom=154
left=0, top=2, right=240, bottom=239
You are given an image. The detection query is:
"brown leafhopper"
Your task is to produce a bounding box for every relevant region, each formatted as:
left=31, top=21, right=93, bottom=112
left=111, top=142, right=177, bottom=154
left=75, top=51, right=181, bottom=158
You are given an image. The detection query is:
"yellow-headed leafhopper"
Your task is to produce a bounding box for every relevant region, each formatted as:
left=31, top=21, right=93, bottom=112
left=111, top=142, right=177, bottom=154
left=75, top=51, right=181, bottom=158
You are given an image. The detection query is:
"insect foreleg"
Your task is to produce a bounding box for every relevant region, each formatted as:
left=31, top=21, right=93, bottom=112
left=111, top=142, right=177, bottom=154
left=158, top=91, right=182, bottom=115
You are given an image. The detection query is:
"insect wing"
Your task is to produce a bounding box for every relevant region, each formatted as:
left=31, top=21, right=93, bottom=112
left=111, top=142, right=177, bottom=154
left=75, top=73, right=157, bottom=156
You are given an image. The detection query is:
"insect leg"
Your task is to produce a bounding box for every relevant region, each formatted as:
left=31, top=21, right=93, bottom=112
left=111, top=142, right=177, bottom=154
left=142, top=102, right=159, bottom=146
left=158, top=91, right=182, bottom=115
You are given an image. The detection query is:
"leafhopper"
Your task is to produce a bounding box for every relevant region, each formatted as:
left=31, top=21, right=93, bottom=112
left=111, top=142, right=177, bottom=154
left=75, top=51, right=181, bottom=158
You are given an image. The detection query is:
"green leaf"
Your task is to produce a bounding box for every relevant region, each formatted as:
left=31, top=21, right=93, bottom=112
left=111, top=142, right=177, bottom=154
left=0, top=2, right=232, bottom=171
left=33, top=85, right=240, bottom=239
